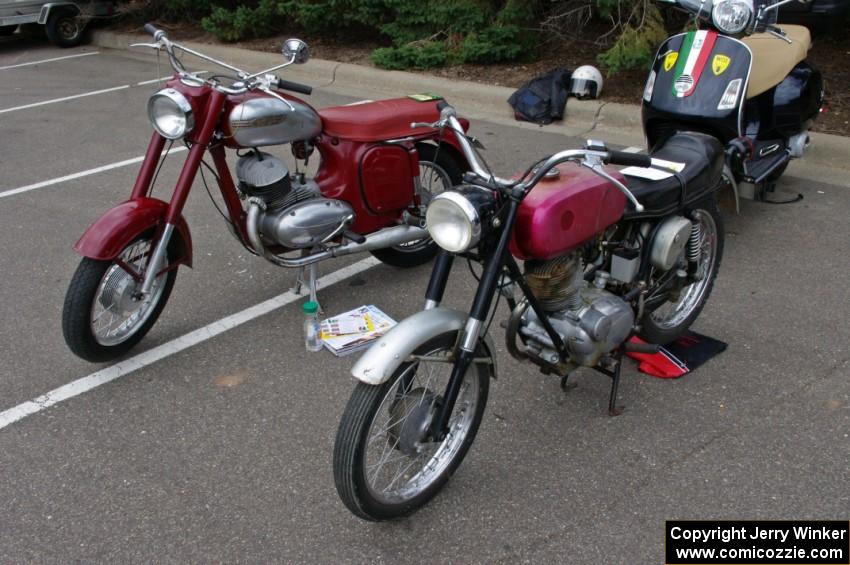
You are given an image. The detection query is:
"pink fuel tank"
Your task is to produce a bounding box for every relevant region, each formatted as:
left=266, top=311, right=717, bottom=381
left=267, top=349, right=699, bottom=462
left=510, top=163, right=627, bottom=260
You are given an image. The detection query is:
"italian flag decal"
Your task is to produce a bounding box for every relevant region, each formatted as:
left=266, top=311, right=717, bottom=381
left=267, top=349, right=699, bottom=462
left=671, top=30, right=718, bottom=98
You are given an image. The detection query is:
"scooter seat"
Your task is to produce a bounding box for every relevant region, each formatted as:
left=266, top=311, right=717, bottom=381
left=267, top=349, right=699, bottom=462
left=624, top=132, right=724, bottom=217
left=319, top=98, right=442, bottom=142
left=742, top=24, right=811, bottom=99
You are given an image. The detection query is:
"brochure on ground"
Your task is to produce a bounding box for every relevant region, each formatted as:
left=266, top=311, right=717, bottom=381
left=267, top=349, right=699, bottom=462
left=320, top=305, right=397, bottom=356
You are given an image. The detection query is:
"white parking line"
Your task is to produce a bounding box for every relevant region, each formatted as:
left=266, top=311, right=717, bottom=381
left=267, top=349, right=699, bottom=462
left=0, top=84, right=130, bottom=114
left=0, top=71, right=208, bottom=114
left=0, top=51, right=99, bottom=71
left=0, top=146, right=188, bottom=199
left=0, top=256, right=380, bottom=431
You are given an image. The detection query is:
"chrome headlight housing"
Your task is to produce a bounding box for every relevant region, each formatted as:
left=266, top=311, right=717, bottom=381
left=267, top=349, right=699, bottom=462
left=147, top=88, right=194, bottom=140
left=712, top=0, right=753, bottom=34
left=426, top=190, right=488, bottom=253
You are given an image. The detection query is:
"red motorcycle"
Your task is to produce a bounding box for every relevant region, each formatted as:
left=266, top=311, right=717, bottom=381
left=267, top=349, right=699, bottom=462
left=333, top=101, right=726, bottom=520
left=62, top=25, right=471, bottom=362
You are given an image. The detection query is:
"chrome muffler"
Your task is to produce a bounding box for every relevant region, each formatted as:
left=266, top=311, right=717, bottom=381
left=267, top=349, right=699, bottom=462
left=246, top=200, right=428, bottom=267
left=788, top=132, right=810, bottom=159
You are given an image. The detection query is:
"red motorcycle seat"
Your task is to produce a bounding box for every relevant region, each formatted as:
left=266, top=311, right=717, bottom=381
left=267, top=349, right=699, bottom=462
left=319, top=98, right=442, bottom=142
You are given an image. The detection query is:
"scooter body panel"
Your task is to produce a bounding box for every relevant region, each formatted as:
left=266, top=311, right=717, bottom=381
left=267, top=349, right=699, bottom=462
left=643, top=31, right=752, bottom=148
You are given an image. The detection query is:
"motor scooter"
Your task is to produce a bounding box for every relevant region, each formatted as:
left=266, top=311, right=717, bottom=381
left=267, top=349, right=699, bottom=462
left=642, top=0, right=823, bottom=202
left=62, top=24, right=472, bottom=362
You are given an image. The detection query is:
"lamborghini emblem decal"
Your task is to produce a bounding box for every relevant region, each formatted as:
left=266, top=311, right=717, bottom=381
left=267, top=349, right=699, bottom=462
left=664, top=52, right=679, bottom=72
left=712, top=54, right=731, bottom=76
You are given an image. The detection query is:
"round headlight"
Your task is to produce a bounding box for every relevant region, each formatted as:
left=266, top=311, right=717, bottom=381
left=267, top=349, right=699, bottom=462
left=147, top=89, right=194, bottom=140
left=426, top=191, right=483, bottom=253
left=712, top=0, right=753, bottom=34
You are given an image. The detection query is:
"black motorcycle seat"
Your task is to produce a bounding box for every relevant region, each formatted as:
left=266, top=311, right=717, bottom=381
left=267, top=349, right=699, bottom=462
left=623, top=132, right=724, bottom=217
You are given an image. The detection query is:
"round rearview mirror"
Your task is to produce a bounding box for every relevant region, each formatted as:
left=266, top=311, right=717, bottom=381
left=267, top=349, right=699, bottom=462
left=283, top=39, right=310, bottom=64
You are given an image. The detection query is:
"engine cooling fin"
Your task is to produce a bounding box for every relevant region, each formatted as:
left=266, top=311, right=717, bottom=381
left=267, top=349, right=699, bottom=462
left=524, top=254, right=583, bottom=311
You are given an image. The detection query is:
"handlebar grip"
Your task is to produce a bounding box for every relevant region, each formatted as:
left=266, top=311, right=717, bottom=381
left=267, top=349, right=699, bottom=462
left=605, top=150, right=652, bottom=168
left=276, top=78, right=312, bottom=95
left=144, top=23, right=160, bottom=37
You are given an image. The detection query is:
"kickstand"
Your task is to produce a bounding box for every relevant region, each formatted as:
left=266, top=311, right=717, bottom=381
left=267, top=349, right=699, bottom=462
left=593, top=349, right=625, bottom=416
left=292, top=262, right=322, bottom=313
left=560, top=372, right=577, bottom=392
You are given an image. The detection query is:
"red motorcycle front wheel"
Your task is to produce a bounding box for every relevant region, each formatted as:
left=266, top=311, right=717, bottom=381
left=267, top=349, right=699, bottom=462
left=62, top=235, right=177, bottom=362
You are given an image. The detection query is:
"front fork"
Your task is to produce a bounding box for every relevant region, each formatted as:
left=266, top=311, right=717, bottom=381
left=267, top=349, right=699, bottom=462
left=428, top=199, right=518, bottom=439
left=137, top=90, right=228, bottom=296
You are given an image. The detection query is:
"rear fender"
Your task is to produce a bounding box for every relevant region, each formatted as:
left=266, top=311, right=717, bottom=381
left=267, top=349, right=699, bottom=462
left=73, top=197, right=193, bottom=266
left=351, top=307, right=497, bottom=385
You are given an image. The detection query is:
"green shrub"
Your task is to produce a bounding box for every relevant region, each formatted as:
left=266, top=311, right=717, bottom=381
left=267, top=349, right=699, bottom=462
left=147, top=0, right=216, bottom=21
left=460, top=25, right=526, bottom=64
left=371, top=42, right=450, bottom=70
left=141, top=0, right=673, bottom=74
left=596, top=5, right=668, bottom=73
left=201, top=0, right=282, bottom=42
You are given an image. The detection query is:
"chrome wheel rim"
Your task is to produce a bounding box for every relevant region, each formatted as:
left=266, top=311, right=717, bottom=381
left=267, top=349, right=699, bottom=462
left=362, top=345, right=480, bottom=503
left=650, top=210, right=718, bottom=329
left=393, top=159, right=453, bottom=252
left=90, top=239, right=168, bottom=346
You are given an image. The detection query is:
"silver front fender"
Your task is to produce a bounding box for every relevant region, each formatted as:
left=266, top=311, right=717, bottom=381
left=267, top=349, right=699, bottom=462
left=351, top=307, right=498, bottom=385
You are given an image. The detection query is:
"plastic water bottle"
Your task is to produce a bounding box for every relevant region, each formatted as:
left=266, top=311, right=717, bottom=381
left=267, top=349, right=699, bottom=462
left=303, top=301, right=322, bottom=352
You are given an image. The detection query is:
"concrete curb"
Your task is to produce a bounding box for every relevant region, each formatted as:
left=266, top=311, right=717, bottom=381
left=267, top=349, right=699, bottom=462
left=92, top=30, right=848, bottom=173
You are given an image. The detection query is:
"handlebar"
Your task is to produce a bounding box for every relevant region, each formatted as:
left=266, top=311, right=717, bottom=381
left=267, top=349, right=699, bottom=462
left=143, top=22, right=161, bottom=38
left=276, top=78, right=312, bottom=96
left=431, top=100, right=658, bottom=212
left=604, top=150, right=652, bottom=168
left=136, top=23, right=313, bottom=96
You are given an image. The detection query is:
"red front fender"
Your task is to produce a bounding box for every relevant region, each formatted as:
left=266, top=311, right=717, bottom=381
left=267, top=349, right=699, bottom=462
left=73, top=198, right=193, bottom=267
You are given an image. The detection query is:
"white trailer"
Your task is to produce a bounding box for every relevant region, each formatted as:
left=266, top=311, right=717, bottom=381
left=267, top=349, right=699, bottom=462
left=0, top=1, right=116, bottom=47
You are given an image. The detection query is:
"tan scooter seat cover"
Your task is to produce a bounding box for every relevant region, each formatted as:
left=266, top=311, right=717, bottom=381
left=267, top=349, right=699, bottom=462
left=742, top=24, right=811, bottom=99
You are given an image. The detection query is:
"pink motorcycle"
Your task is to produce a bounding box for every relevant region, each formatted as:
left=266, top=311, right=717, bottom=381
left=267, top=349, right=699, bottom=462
left=333, top=101, right=726, bottom=520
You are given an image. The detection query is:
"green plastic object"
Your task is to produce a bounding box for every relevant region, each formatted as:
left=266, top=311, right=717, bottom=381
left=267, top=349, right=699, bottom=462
left=303, top=301, right=319, bottom=314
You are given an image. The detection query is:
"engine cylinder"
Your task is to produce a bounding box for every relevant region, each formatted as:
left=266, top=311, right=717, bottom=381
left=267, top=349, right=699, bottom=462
left=236, top=152, right=292, bottom=211
left=524, top=254, right=583, bottom=311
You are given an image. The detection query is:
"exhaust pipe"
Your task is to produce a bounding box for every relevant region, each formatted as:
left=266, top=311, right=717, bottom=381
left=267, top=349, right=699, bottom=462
left=247, top=200, right=429, bottom=268
left=788, top=132, right=810, bottom=159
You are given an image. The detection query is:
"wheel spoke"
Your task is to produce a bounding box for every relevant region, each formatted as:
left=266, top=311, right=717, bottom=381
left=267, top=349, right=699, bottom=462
left=359, top=339, right=483, bottom=504
left=89, top=238, right=169, bottom=347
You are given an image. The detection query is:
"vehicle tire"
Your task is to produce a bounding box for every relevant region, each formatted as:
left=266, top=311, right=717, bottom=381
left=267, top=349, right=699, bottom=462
left=62, top=235, right=177, bottom=362
left=0, top=25, right=18, bottom=36
left=333, top=331, right=490, bottom=521
left=370, top=143, right=464, bottom=268
left=45, top=9, right=85, bottom=48
left=639, top=196, right=724, bottom=345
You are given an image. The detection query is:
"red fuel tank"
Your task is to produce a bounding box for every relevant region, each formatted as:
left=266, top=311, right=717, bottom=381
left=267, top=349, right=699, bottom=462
left=510, top=163, right=627, bottom=260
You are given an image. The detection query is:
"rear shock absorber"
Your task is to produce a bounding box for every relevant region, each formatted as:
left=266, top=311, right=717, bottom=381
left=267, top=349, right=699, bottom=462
left=686, top=217, right=703, bottom=279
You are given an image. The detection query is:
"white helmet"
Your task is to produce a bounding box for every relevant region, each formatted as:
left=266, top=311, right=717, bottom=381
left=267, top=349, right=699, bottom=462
left=569, top=65, right=603, bottom=100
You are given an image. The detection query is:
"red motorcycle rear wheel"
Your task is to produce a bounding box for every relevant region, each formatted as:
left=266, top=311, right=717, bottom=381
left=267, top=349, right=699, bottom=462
left=370, top=143, right=464, bottom=268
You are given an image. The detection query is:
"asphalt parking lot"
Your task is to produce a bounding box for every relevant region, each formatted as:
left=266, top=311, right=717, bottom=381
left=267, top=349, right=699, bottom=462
left=1, top=34, right=848, bottom=564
